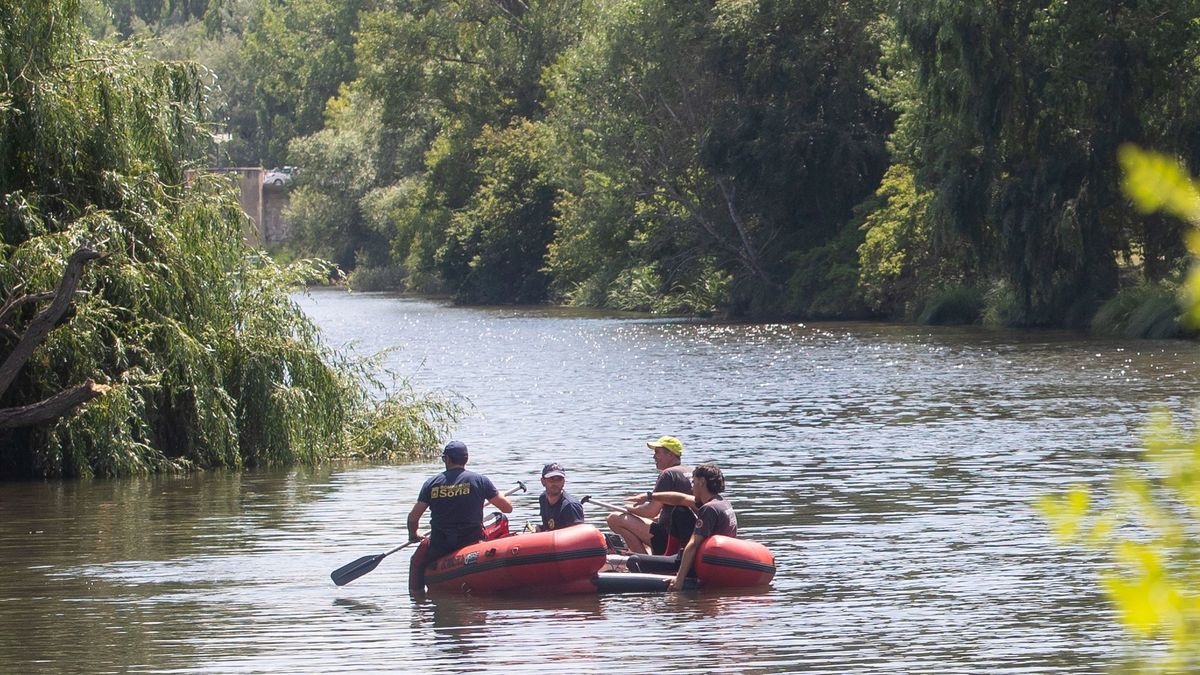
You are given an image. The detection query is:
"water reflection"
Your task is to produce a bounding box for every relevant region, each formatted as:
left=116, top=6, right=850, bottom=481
left=408, top=594, right=610, bottom=663
left=333, top=597, right=384, bottom=615
left=2, top=292, right=1198, bottom=672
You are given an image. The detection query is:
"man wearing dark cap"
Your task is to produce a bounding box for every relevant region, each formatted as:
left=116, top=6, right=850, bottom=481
left=407, top=440, right=513, bottom=562
left=538, top=463, right=586, bottom=531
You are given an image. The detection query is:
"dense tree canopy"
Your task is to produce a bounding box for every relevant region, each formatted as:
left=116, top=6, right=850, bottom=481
left=0, top=0, right=457, bottom=478
left=892, top=0, right=1200, bottom=326
left=83, top=0, right=1200, bottom=332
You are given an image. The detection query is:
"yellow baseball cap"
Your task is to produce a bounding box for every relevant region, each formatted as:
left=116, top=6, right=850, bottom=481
left=647, top=435, right=683, bottom=456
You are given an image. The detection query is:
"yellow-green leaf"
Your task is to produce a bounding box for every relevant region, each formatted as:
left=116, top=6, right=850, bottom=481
left=1118, top=145, right=1200, bottom=222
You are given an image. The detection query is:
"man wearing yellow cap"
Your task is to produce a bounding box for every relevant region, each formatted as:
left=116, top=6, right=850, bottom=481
left=607, top=435, right=695, bottom=555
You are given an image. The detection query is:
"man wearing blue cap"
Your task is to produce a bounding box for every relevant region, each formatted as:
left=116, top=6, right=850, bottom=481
left=407, top=440, right=513, bottom=562
left=538, top=463, right=585, bottom=531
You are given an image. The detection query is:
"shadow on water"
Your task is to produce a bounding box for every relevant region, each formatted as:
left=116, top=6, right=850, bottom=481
left=333, top=597, right=384, bottom=615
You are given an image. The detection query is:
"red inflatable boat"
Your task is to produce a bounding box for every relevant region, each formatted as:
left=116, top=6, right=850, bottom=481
left=414, top=524, right=609, bottom=595
left=694, top=535, right=776, bottom=588
left=606, top=534, right=776, bottom=592
left=410, top=519, right=775, bottom=595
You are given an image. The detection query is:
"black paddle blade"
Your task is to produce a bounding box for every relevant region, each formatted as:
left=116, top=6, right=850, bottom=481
left=331, top=553, right=385, bottom=586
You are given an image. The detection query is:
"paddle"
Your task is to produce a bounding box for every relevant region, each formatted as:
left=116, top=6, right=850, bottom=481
left=331, top=540, right=419, bottom=587
left=581, top=494, right=638, bottom=516
left=330, top=480, right=527, bottom=587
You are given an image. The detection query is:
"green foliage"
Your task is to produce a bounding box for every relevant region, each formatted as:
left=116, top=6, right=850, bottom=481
left=605, top=258, right=731, bottom=316
left=439, top=120, right=557, bottom=304
left=545, top=0, right=890, bottom=317
left=781, top=220, right=867, bottom=319
left=346, top=265, right=406, bottom=293
left=1121, top=146, right=1200, bottom=328
left=911, top=285, right=982, bottom=326
left=285, top=85, right=387, bottom=270
left=1040, top=148, right=1200, bottom=670
left=607, top=264, right=662, bottom=313
left=237, top=0, right=362, bottom=167
left=980, top=281, right=1021, bottom=328
left=1091, top=283, right=1183, bottom=339
left=0, top=1, right=458, bottom=477
left=856, top=164, right=934, bottom=314
left=93, top=0, right=1200, bottom=326
left=545, top=167, right=640, bottom=305
left=892, top=0, right=1200, bottom=326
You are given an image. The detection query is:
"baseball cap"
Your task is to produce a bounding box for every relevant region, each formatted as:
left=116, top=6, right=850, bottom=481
left=541, top=462, right=566, bottom=478
left=442, top=440, right=468, bottom=463
left=647, top=435, right=683, bottom=456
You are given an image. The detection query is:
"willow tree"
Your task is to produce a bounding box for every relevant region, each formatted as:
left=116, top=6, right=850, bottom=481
left=0, top=0, right=457, bottom=478
left=893, top=0, right=1200, bottom=326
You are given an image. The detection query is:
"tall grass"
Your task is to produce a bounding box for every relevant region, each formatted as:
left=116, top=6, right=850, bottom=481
left=1091, top=283, right=1184, bottom=339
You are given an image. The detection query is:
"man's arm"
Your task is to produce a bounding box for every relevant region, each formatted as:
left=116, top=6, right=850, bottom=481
left=626, top=491, right=665, bottom=519
left=669, top=532, right=703, bottom=591
left=489, top=493, right=513, bottom=513
left=407, top=501, right=428, bottom=542
left=648, top=491, right=697, bottom=509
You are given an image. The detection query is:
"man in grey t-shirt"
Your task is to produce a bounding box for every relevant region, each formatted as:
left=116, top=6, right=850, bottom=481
left=667, top=463, right=737, bottom=591
left=608, top=435, right=694, bottom=554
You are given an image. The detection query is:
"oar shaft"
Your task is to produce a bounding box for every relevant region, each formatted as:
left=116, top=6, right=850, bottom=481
left=586, top=496, right=636, bottom=516
left=382, top=539, right=419, bottom=558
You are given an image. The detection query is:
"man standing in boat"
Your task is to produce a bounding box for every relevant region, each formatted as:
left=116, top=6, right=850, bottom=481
left=608, top=435, right=695, bottom=554
left=407, top=440, right=514, bottom=562
left=655, top=463, right=737, bottom=591
left=538, top=462, right=586, bottom=531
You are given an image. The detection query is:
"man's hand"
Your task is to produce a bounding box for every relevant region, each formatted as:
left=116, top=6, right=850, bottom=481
left=408, top=533, right=424, bottom=543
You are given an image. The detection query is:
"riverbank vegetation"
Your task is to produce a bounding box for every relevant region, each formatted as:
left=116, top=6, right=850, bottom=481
left=0, top=2, right=459, bottom=478
left=1040, top=148, right=1200, bottom=670
left=95, top=0, right=1200, bottom=333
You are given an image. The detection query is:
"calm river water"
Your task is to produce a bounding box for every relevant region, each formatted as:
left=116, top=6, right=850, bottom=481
left=3, top=288, right=1199, bottom=673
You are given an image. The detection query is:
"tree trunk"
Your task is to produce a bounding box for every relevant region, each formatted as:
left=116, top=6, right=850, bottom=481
left=0, top=380, right=111, bottom=429
left=0, top=245, right=108, bottom=428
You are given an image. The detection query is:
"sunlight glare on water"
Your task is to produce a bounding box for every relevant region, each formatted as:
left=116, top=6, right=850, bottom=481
left=1, top=289, right=1197, bottom=672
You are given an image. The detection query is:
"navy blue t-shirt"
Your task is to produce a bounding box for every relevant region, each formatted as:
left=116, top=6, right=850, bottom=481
left=539, top=490, right=585, bottom=530
left=694, top=496, right=737, bottom=538
left=418, top=468, right=499, bottom=532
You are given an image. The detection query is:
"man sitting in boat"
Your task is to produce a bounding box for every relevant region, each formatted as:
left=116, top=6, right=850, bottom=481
left=538, top=462, right=585, bottom=531
left=644, top=463, right=737, bottom=591
left=609, top=435, right=696, bottom=555
left=407, top=440, right=514, bottom=561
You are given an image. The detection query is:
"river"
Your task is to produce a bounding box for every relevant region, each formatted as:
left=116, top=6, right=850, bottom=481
left=2, top=288, right=1197, bottom=672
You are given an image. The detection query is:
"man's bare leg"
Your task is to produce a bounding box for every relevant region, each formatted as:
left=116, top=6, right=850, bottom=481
left=607, top=511, right=653, bottom=554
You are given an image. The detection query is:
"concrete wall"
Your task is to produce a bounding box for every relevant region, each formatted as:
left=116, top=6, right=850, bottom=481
left=188, top=168, right=291, bottom=246
left=233, top=168, right=264, bottom=245
left=261, top=183, right=291, bottom=245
